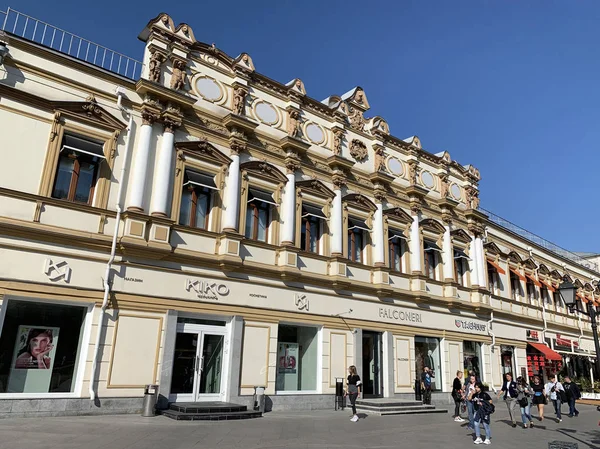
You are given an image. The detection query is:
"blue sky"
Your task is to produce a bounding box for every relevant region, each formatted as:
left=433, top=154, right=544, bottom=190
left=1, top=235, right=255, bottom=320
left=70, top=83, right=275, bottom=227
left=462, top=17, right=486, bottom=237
left=3, top=1, right=599, bottom=253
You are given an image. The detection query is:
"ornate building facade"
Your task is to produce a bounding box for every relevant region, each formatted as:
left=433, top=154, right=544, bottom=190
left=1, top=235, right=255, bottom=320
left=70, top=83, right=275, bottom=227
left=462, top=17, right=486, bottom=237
left=0, top=10, right=598, bottom=416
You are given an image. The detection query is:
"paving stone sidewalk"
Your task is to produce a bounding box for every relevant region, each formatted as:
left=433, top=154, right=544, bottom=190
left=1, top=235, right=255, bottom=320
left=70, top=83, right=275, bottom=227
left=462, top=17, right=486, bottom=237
left=0, top=404, right=599, bottom=449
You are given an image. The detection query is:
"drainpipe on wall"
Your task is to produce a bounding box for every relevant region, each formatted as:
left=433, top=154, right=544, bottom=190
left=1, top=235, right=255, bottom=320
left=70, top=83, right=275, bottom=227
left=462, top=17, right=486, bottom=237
left=487, top=311, right=495, bottom=392
left=89, top=88, right=133, bottom=401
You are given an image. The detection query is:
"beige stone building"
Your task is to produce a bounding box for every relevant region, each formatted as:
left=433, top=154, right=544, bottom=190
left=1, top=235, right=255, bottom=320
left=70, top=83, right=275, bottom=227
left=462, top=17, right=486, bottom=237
left=0, top=9, right=598, bottom=417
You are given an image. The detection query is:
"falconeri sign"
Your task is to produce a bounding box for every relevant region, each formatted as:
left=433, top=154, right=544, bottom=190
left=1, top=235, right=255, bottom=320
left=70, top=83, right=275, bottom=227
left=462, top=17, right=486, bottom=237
left=379, top=308, right=423, bottom=323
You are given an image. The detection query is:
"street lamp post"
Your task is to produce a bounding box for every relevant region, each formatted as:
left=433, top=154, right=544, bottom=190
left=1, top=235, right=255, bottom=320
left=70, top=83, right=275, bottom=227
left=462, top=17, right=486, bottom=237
left=557, top=279, right=600, bottom=376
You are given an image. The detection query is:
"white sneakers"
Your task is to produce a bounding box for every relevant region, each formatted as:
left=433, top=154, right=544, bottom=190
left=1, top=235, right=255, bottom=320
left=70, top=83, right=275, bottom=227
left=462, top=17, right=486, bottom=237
left=474, top=438, right=491, bottom=445
left=484, top=440, right=491, bottom=445
left=350, top=415, right=359, bottom=422
left=454, top=417, right=465, bottom=422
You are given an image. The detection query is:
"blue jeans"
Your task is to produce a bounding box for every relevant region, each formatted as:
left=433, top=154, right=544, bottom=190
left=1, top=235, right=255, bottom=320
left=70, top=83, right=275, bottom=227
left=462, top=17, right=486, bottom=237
left=474, top=419, right=491, bottom=440
left=520, top=403, right=533, bottom=424
left=568, top=398, right=579, bottom=416
left=552, top=399, right=562, bottom=419
left=467, top=400, right=475, bottom=429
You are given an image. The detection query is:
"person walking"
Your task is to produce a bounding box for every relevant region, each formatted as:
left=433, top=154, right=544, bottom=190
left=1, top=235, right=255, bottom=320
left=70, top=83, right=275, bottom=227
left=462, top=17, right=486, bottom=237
left=465, top=374, right=477, bottom=431
left=470, top=382, right=493, bottom=445
left=563, top=376, right=581, bottom=418
left=345, top=365, right=362, bottom=422
left=531, top=375, right=546, bottom=421
left=421, top=366, right=433, bottom=405
left=453, top=370, right=465, bottom=422
left=497, top=372, right=519, bottom=428
left=516, top=376, right=534, bottom=428
left=545, top=374, right=565, bottom=423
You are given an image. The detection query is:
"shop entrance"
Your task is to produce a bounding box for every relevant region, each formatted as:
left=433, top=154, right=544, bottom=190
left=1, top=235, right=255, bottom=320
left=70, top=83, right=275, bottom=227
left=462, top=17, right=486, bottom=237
left=169, top=321, right=226, bottom=402
left=362, top=331, right=383, bottom=397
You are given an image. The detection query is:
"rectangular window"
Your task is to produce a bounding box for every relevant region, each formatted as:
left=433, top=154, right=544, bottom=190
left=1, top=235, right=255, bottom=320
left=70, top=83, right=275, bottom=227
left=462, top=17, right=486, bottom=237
left=347, top=218, right=369, bottom=263
left=424, top=241, right=441, bottom=280
left=454, top=250, right=469, bottom=286
left=51, top=134, right=104, bottom=205
left=245, top=189, right=275, bottom=242
left=300, top=204, right=325, bottom=253
left=179, top=170, right=217, bottom=230
left=388, top=231, right=406, bottom=272
left=510, top=273, right=521, bottom=301
left=488, top=268, right=497, bottom=294
left=0, top=300, right=88, bottom=393
left=526, top=281, right=537, bottom=305
left=275, top=325, right=318, bottom=392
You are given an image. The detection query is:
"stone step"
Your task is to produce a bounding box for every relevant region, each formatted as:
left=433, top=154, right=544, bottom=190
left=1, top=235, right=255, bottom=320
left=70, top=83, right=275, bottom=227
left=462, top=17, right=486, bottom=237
left=356, top=400, right=424, bottom=408
left=168, top=402, right=247, bottom=414
left=161, top=409, right=262, bottom=421
left=376, top=408, right=448, bottom=416
left=356, top=404, right=437, bottom=413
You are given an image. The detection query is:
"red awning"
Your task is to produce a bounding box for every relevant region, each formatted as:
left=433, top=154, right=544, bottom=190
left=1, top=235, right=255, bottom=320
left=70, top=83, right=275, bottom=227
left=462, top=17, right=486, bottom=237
left=539, top=278, right=555, bottom=293
left=528, top=342, right=562, bottom=361
left=510, top=267, right=527, bottom=282
left=526, top=274, right=542, bottom=288
left=487, top=259, right=506, bottom=275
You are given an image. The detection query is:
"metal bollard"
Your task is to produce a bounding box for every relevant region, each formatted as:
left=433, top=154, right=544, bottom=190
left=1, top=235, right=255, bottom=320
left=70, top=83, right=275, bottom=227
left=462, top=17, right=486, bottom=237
left=142, top=384, right=158, bottom=417
left=254, top=386, right=266, bottom=413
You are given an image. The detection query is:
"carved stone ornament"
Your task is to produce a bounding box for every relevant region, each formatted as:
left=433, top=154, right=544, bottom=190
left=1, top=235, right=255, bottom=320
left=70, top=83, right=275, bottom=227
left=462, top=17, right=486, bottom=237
left=148, top=51, right=165, bottom=83
left=349, top=139, right=368, bottom=162
left=163, top=116, right=181, bottom=134
left=332, top=128, right=344, bottom=156
left=141, top=109, right=160, bottom=126
left=170, top=60, right=187, bottom=91
left=233, top=86, right=248, bottom=116
left=407, top=160, right=418, bottom=186
left=287, top=110, right=301, bottom=138
left=82, top=95, right=102, bottom=117
left=285, top=155, right=301, bottom=174
left=44, top=258, right=71, bottom=283
left=373, top=146, right=386, bottom=172
left=332, top=172, right=346, bottom=189
left=466, top=186, right=480, bottom=209
left=439, top=173, right=450, bottom=198
left=295, top=293, right=309, bottom=311
left=348, top=106, right=365, bottom=131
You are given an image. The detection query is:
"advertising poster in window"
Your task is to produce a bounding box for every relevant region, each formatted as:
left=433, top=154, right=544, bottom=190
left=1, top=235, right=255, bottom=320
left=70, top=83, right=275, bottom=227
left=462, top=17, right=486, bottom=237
left=276, top=342, right=298, bottom=391
left=7, top=326, right=60, bottom=393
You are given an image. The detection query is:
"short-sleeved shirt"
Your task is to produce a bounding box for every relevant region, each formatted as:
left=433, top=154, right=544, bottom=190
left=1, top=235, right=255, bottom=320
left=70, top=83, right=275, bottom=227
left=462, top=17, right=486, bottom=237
left=347, top=374, right=361, bottom=394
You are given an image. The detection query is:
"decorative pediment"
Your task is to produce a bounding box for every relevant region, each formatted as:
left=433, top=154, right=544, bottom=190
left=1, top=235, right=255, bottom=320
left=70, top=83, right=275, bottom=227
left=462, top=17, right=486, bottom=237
left=174, top=23, right=197, bottom=45
left=52, top=96, right=126, bottom=131
left=322, top=96, right=348, bottom=116
left=175, top=139, right=231, bottom=166
left=451, top=229, right=471, bottom=244
left=573, top=278, right=584, bottom=288
left=538, top=264, right=550, bottom=275
left=233, top=53, right=255, bottom=73
left=523, top=257, right=537, bottom=270
left=138, top=12, right=176, bottom=41
left=403, top=136, right=421, bottom=149
left=369, top=116, right=389, bottom=135
left=343, top=193, right=376, bottom=212
left=383, top=207, right=413, bottom=224
left=240, top=160, right=287, bottom=183
left=436, top=151, right=451, bottom=164
left=484, top=241, right=506, bottom=256
left=508, top=251, right=523, bottom=264
left=286, top=78, right=306, bottom=96
left=297, top=179, right=335, bottom=199
left=549, top=269, right=563, bottom=280
left=584, top=282, right=595, bottom=292
left=562, top=273, right=573, bottom=283
left=420, top=218, right=446, bottom=234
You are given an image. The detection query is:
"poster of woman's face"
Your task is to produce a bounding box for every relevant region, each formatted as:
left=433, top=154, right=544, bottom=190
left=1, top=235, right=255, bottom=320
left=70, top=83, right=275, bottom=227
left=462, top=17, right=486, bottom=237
left=12, top=326, right=60, bottom=370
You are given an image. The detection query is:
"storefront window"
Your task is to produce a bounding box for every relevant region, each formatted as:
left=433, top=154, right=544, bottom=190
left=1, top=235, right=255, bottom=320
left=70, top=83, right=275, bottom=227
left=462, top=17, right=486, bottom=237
left=415, top=337, right=442, bottom=391
left=463, top=341, right=482, bottom=379
left=275, top=325, right=318, bottom=392
left=0, top=300, right=88, bottom=394
left=500, top=345, right=515, bottom=376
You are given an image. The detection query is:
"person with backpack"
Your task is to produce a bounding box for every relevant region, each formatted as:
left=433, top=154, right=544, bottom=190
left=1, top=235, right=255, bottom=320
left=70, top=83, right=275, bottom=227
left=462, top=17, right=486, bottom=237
left=470, top=382, right=494, bottom=445
left=452, top=370, right=465, bottom=422
left=516, top=376, right=534, bottom=428
left=497, top=372, right=519, bottom=428
left=421, top=366, right=433, bottom=405
left=563, top=376, right=581, bottom=418
left=545, top=374, right=565, bottom=423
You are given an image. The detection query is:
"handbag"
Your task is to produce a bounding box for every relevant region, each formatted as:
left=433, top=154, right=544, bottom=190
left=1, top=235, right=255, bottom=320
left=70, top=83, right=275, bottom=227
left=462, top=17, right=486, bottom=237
left=518, top=397, right=528, bottom=408
left=558, top=389, right=568, bottom=403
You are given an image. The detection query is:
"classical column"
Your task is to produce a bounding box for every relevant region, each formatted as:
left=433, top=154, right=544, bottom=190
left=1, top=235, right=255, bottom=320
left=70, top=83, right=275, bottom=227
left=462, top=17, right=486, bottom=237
left=330, top=176, right=344, bottom=256
left=126, top=110, right=156, bottom=212
left=469, top=235, right=480, bottom=287
left=150, top=119, right=178, bottom=217
left=475, top=235, right=487, bottom=287
left=442, top=221, right=454, bottom=281
left=222, top=144, right=242, bottom=232
left=373, top=195, right=385, bottom=266
left=409, top=207, right=421, bottom=273
left=281, top=158, right=299, bottom=246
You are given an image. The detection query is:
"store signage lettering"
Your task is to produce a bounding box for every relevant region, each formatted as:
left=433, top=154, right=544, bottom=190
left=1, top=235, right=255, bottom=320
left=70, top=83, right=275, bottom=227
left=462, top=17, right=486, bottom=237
left=124, top=277, right=143, bottom=283
left=186, top=279, right=229, bottom=300
left=43, top=258, right=71, bottom=283
left=556, top=334, right=579, bottom=350
left=295, top=293, right=309, bottom=311
left=379, top=308, right=422, bottom=323
left=526, top=330, right=539, bottom=341
left=454, top=320, right=487, bottom=332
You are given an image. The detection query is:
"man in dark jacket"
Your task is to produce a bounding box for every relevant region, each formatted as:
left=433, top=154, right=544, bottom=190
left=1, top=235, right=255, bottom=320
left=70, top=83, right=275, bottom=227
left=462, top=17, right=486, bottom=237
left=563, top=376, right=581, bottom=417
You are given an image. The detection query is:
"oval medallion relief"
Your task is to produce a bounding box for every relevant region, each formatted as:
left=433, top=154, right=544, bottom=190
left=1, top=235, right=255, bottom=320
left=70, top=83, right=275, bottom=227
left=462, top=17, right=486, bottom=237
left=450, top=183, right=462, bottom=201
left=305, top=123, right=325, bottom=144
left=255, top=101, right=279, bottom=125
left=386, top=156, right=404, bottom=177
left=420, top=171, right=435, bottom=189
left=195, top=77, right=223, bottom=102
